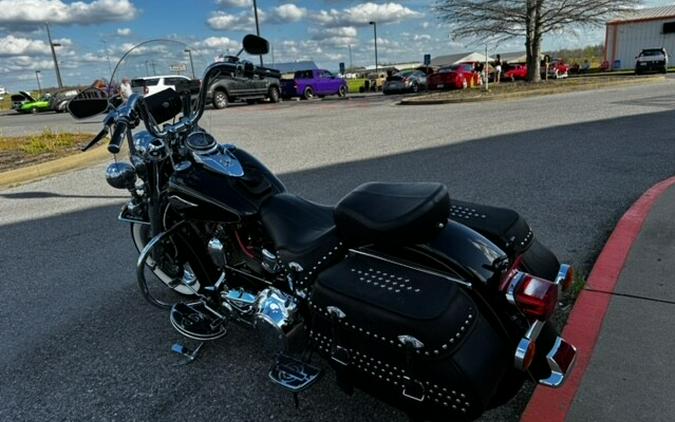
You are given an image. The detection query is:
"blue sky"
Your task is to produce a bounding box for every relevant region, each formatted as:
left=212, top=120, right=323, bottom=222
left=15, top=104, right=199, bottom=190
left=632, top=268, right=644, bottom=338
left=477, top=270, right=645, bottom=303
left=0, top=0, right=672, bottom=92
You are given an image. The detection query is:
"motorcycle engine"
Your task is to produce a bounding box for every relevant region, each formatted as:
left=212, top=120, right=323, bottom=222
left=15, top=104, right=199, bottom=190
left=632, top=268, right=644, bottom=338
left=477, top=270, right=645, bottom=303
left=221, top=286, right=303, bottom=354
left=254, top=288, right=303, bottom=354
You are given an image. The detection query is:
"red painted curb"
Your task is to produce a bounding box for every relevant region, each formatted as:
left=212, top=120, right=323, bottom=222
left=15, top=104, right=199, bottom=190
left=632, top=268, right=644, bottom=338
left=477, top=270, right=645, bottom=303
left=521, top=176, right=675, bottom=422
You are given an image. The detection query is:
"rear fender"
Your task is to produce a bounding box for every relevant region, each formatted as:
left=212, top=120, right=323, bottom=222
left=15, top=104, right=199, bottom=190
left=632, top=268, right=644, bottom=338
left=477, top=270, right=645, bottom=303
left=424, top=220, right=508, bottom=288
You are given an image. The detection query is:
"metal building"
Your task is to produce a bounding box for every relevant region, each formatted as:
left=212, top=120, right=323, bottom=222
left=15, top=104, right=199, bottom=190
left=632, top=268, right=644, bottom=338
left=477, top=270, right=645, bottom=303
left=605, top=5, right=675, bottom=70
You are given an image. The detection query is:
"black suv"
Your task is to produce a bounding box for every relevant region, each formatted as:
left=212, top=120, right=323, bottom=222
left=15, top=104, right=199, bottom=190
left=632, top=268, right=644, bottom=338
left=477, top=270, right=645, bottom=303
left=207, top=57, right=281, bottom=109
left=635, top=48, right=668, bottom=74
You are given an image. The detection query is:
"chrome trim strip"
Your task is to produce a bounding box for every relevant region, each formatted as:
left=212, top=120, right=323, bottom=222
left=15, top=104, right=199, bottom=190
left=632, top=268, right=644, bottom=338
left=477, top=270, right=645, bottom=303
left=169, top=194, right=198, bottom=208
left=505, top=271, right=526, bottom=305
left=348, top=248, right=472, bottom=288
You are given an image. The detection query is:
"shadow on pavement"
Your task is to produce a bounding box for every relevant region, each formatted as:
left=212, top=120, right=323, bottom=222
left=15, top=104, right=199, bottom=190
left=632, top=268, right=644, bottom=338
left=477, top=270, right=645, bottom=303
left=2, top=108, right=675, bottom=421
left=0, top=191, right=128, bottom=200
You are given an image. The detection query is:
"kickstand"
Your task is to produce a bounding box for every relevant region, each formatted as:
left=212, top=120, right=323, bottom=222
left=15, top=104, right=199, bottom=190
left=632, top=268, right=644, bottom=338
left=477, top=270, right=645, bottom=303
left=293, top=392, right=299, bottom=409
left=171, top=341, right=204, bottom=365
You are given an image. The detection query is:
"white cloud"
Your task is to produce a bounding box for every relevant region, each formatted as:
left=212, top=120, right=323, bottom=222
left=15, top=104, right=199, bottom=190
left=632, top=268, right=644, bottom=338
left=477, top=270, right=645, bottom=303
left=207, top=10, right=260, bottom=31
left=413, top=34, right=431, bottom=42
left=0, top=35, right=51, bottom=57
left=216, top=0, right=251, bottom=7
left=0, top=0, right=138, bottom=28
left=208, top=4, right=305, bottom=30
left=309, top=26, right=358, bottom=48
left=312, top=2, right=421, bottom=27
left=117, top=27, right=132, bottom=36
left=269, top=4, right=306, bottom=23
left=195, top=36, right=240, bottom=50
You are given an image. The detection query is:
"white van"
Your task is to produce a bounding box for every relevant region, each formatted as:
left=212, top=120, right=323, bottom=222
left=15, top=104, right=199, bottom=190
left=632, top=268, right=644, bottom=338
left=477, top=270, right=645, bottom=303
left=130, top=75, right=191, bottom=97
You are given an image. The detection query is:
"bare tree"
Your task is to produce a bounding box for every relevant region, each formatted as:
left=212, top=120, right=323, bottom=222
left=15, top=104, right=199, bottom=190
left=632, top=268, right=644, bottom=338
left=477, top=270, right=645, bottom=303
left=433, top=0, right=639, bottom=82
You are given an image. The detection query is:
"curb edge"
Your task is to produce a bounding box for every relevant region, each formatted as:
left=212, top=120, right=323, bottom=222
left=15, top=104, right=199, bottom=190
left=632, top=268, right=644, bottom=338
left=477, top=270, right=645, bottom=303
left=521, top=175, right=675, bottom=422
left=0, top=144, right=109, bottom=189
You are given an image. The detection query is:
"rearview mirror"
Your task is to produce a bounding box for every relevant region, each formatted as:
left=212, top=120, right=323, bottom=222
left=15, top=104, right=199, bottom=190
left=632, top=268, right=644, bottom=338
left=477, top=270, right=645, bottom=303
left=242, top=34, right=269, bottom=56
left=67, top=88, right=109, bottom=119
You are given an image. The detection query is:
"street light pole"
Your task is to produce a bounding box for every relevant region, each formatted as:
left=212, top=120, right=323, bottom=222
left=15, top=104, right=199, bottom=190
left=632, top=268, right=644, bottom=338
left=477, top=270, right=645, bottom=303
left=185, top=49, right=196, bottom=79
left=348, top=44, right=353, bottom=70
left=35, top=70, right=42, bottom=96
left=45, top=22, right=63, bottom=89
left=252, top=0, right=263, bottom=67
left=369, top=21, right=378, bottom=74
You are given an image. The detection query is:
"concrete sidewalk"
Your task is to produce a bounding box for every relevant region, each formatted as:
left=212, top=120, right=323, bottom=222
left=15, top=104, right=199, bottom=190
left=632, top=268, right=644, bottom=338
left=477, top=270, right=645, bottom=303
left=567, top=184, right=675, bottom=421
left=523, top=177, right=675, bottom=421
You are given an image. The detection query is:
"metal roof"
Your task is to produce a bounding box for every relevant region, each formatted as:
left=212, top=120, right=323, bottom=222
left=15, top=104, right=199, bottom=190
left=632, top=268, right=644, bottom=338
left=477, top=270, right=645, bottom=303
left=609, top=5, right=675, bottom=23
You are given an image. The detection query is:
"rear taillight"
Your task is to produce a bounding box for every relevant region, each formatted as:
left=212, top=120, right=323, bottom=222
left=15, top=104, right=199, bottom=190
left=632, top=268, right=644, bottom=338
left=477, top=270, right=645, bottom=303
left=504, top=271, right=559, bottom=320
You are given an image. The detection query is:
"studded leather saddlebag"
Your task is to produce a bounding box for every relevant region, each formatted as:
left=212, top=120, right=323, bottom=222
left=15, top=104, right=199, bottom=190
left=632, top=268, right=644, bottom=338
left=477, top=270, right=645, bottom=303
left=309, top=251, right=511, bottom=421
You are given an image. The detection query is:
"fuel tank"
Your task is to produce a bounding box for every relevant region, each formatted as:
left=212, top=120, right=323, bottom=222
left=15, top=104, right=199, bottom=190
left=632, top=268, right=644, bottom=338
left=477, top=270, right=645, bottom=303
left=167, top=146, right=286, bottom=222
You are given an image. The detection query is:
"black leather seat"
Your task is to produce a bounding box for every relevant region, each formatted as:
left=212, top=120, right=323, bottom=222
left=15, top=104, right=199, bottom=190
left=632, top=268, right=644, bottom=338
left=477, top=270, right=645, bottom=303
left=334, top=182, right=450, bottom=246
left=260, top=193, right=341, bottom=287
left=449, top=200, right=533, bottom=256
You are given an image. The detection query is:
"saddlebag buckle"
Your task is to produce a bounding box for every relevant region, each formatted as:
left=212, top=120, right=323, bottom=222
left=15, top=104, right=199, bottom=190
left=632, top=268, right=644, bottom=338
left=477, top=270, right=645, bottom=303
left=402, top=376, right=425, bottom=402
left=331, top=345, right=351, bottom=367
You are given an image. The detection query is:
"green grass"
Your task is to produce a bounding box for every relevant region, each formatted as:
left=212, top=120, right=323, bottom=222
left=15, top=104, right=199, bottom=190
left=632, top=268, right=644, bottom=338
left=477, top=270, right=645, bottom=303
left=569, top=271, right=587, bottom=299
left=0, top=130, right=92, bottom=156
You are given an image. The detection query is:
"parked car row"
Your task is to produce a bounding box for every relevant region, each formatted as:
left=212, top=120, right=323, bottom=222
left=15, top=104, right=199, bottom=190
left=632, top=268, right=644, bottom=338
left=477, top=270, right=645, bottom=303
left=10, top=89, right=79, bottom=114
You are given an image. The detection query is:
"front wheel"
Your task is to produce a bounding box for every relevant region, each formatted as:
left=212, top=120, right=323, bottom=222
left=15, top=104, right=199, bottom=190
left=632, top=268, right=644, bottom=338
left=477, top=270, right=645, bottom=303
left=213, top=90, right=228, bottom=109
left=131, top=223, right=200, bottom=296
left=338, top=85, right=347, bottom=97
left=268, top=86, right=280, bottom=103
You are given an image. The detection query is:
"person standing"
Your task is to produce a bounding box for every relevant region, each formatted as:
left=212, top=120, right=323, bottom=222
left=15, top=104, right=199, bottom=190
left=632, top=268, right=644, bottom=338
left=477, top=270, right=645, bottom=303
left=120, top=78, right=132, bottom=101
left=494, top=54, right=502, bottom=84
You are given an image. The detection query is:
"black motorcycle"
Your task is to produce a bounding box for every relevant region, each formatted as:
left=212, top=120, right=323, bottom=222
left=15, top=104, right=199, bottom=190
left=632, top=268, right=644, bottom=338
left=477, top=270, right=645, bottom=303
left=68, top=35, right=576, bottom=421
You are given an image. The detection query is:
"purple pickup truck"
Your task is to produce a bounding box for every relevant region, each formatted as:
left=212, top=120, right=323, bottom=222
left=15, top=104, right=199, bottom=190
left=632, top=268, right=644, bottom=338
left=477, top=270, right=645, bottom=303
left=281, top=69, right=348, bottom=99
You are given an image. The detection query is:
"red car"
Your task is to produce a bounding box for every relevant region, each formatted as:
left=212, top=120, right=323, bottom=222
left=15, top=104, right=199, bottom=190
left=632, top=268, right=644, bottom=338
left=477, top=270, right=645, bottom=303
left=546, top=60, right=569, bottom=79
left=428, top=64, right=479, bottom=90
left=504, top=64, right=528, bottom=81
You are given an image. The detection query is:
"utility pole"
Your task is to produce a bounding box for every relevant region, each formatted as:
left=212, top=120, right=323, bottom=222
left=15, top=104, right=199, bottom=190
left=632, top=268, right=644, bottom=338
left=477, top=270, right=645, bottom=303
left=45, top=22, right=63, bottom=88
left=484, top=44, right=489, bottom=91
left=252, top=0, right=263, bottom=67
left=369, top=21, right=378, bottom=73
left=35, top=70, right=42, bottom=96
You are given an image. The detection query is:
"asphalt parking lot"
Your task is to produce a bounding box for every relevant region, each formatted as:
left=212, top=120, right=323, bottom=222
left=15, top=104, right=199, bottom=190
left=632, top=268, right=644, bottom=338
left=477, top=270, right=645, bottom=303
left=3, top=81, right=675, bottom=421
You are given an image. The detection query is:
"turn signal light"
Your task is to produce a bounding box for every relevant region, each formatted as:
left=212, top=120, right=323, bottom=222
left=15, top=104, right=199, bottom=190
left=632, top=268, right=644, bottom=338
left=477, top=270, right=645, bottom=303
left=514, top=337, right=537, bottom=370
left=555, top=264, right=574, bottom=291
left=505, top=271, right=559, bottom=320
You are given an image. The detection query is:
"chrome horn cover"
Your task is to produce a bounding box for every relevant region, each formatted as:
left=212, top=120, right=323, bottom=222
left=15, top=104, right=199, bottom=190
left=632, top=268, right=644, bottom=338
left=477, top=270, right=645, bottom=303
left=105, top=162, right=136, bottom=190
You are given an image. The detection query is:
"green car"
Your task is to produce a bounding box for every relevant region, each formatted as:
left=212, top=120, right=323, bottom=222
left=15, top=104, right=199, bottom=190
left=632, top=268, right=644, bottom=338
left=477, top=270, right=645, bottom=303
left=11, top=91, right=52, bottom=113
